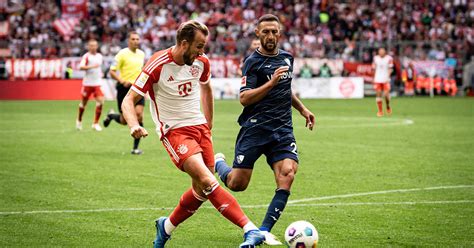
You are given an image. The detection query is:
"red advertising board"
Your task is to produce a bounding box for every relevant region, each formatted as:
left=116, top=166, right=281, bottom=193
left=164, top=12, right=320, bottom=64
left=0, top=80, right=83, bottom=100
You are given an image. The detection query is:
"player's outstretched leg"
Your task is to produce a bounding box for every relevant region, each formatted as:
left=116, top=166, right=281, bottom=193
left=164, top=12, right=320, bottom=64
left=215, top=153, right=231, bottom=186
left=154, top=188, right=205, bottom=247
left=153, top=217, right=170, bottom=248
left=186, top=154, right=264, bottom=247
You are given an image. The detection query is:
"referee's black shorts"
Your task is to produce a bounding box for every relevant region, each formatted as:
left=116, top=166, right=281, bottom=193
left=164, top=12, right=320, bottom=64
left=116, top=83, right=145, bottom=113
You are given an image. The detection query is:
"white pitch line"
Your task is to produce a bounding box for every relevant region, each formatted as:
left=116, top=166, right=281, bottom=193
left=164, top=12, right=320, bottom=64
left=1, top=185, right=472, bottom=216
left=1, top=200, right=472, bottom=216
left=287, top=185, right=474, bottom=204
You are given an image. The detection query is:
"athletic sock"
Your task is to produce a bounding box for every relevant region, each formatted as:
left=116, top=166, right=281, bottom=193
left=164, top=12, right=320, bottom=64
left=168, top=188, right=206, bottom=234
left=78, top=104, right=85, bottom=122
left=260, top=189, right=290, bottom=232
left=94, top=104, right=102, bottom=123
left=215, top=160, right=232, bottom=186
left=385, top=96, right=391, bottom=110
left=109, top=113, right=121, bottom=124
left=205, top=183, right=249, bottom=228
left=376, top=97, right=383, bottom=112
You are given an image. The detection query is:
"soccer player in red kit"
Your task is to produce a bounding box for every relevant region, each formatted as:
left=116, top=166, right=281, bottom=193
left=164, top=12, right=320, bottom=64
left=76, top=39, right=104, bottom=131
left=121, top=20, right=264, bottom=248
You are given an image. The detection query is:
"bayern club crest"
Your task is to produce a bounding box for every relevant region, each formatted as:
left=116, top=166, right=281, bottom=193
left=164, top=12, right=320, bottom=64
left=177, top=144, right=188, bottom=155
left=189, top=65, right=200, bottom=77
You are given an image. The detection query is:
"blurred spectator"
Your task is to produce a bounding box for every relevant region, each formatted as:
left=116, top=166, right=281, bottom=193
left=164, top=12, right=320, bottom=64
left=317, top=62, right=332, bottom=78
left=299, top=62, right=313, bottom=78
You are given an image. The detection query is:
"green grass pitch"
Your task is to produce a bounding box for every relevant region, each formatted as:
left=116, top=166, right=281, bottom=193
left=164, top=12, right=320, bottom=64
left=0, top=97, right=473, bottom=247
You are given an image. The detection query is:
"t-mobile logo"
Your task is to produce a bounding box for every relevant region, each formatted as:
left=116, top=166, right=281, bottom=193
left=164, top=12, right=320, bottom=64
left=178, top=82, right=192, bottom=97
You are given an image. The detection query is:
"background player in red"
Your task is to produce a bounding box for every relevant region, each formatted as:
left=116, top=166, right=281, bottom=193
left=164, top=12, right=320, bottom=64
left=76, top=39, right=104, bottom=131
left=121, top=20, right=264, bottom=248
left=372, top=47, right=393, bottom=117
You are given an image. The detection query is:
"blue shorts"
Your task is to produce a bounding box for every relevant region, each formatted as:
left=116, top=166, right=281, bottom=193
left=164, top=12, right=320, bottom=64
left=232, top=127, right=299, bottom=169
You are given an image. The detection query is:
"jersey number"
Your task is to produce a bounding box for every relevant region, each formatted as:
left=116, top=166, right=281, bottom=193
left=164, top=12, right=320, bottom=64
left=178, top=82, right=192, bottom=97
left=290, top=142, right=297, bottom=154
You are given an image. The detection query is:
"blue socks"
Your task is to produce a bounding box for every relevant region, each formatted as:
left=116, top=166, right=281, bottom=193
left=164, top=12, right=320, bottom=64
left=260, top=189, right=290, bottom=232
left=215, top=159, right=232, bottom=186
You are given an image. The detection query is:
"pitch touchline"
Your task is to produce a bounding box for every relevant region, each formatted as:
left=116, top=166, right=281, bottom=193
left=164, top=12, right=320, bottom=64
left=287, top=185, right=474, bottom=204
left=1, top=185, right=472, bottom=216
left=1, top=200, right=472, bottom=216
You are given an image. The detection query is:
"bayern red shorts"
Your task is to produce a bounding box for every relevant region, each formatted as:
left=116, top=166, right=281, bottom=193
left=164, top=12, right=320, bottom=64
left=373, top=83, right=391, bottom=92
left=81, top=86, right=104, bottom=98
left=161, top=124, right=214, bottom=171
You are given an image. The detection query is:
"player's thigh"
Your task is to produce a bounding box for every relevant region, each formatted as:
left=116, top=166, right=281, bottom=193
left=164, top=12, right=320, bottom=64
left=198, top=124, right=215, bottom=170
left=162, top=126, right=205, bottom=171
left=183, top=153, right=217, bottom=190
left=383, top=83, right=391, bottom=94
left=232, top=128, right=266, bottom=170
left=93, top=87, right=104, bottom=103
left=81, top=86, right=92, bottom=102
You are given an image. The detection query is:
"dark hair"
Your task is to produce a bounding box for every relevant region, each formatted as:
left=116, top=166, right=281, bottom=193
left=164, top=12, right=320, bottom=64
left=127, top=31, right=139, bottom=39
left=257, top=14, right=281, bottom=25
left=176, top=20, right=209, bottom=44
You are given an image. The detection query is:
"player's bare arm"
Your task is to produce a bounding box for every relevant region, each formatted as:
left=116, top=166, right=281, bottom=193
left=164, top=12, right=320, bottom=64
left=239, top=66, right=289, bottom=107
left=122, top=90, right=148, bottom=139
left=291, top=93, right=315, bottom=130
left=79, top=64, right=100, bottom=70
left=110, top=69, right=132, bottom=87
left=200, top=81, right=214, bottom=130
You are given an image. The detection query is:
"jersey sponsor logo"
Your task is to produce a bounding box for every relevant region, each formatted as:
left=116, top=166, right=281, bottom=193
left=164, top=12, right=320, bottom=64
left=177, top=144, right=188, bottom=155
left=236, top=155, right=245, bottom=164
left=178, top=82, right=192, bottom=97
left=135, top=72, right=149, bottom=88
left=168, top=75, right=174, bottom=82
left=241, top=76, right=247, bottom=86
left=189, top=65, right=200, bottom=77
left=266, top=71, right=293, bottom=81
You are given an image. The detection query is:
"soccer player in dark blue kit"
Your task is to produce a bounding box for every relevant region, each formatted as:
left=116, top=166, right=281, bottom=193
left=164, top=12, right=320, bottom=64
left=215, top=14, right=315, bottom=245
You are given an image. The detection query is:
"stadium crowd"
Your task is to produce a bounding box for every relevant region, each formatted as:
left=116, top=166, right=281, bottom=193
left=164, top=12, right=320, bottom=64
left=6, top=0, right=473, bottom=63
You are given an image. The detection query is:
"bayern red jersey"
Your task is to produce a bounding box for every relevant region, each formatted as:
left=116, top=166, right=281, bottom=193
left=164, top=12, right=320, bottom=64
left=131, top=47, right=211, bottom=138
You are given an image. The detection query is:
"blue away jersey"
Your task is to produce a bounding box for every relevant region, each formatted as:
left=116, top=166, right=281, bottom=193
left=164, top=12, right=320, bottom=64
left=238, top=48, right=294, bottom=132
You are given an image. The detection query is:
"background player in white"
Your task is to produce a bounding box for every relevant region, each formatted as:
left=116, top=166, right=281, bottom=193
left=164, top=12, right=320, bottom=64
left=372, top=47, right=393, bottom=117
left=76, top=39, right=104, bottom=131
left=121, top=20, right=264, bottom=248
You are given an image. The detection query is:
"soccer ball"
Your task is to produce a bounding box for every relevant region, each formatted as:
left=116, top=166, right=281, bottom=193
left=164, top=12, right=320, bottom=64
left=284, top=220, right=319, bottom=248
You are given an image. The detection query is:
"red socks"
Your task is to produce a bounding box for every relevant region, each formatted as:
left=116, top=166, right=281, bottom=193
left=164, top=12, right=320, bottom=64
left=169, top=188, right=205, bottom=226
left=78, top=105, right=85, bottom=121
left=94, top=104, right=102, bottom=124
left=376, top=98, right=383, bottom=112
left=206, top=184, right=249, bottom=228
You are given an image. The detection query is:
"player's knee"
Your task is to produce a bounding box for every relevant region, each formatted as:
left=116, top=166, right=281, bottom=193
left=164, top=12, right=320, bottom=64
left=197, top=175, right=218, bottom=191
left=227, top=178, right=249, bottom=192
left=279, top=166, right=296, bottom=182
